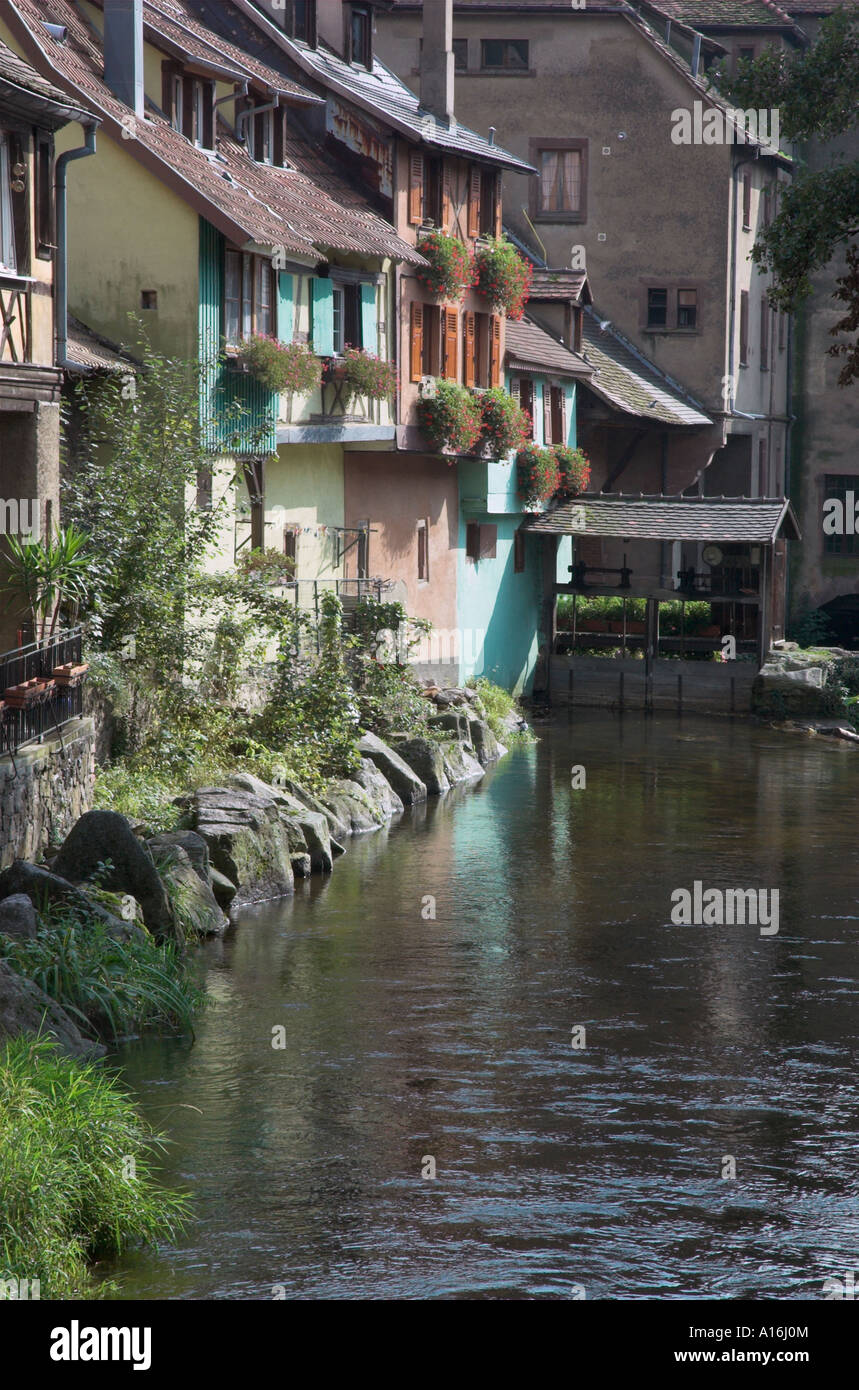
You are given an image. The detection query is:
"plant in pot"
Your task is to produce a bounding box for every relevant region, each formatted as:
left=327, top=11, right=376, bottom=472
left=416, top=230, right=474, bottom=301
left=473, top=237, right=533, bottom=320
left=418, top=380, right=483, bottom=456
left=516, top=445, right=561, bottom=510
left=478, top=387, right=533, bottom=458
left=552, top=445, right=591, bottom=497
left=340, top=348, right=399, bottom=403
left=237, top=335, right=322, bottom=395
left=0, top=524, right=91, bottom=648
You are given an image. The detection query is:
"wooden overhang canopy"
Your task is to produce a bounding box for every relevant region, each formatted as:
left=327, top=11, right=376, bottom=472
left=522, top=495, right=802, bottom=544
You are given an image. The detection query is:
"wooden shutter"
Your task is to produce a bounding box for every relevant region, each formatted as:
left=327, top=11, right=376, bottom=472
left=489, top=314, right=501, bottom=387
left=203, top=82, right=215, bottom=150
left=519, top=378, right=534, bottom=434
left=542, top=384, right=552, bottom=443
left=182, top=76, right=194, bottom=140
left=311, top=277, right=335, bottom=355
left=466, top=521, right=480, bottom=560
left=560, top=388, right=568, bottom=443
left=409, top=151, right=424, bottom=225
left=161, top=61, right=175, bottom=121
left=441, top=163, right=453, bottom=233
left=494, top=174, right=502, bottom=237
left=360, top=283, right=378, bottom=355
left=467, top=166, right=481, bottom=237
left=463, top=311, right=476, bottom=388
left=514, top=529, right=525, bottom=573
left=760, top=296, right=769, bottom=369
left=551, top=387, right=565, bottom=444
left=410, top=300, right=424, bottom=381
left=278, top=272, right=294, bottom=343
left=274, top=108, right=285, bottom=168
left=742, top=173, right=751, bottom=228
left=443, top=307, right=458, bottom=380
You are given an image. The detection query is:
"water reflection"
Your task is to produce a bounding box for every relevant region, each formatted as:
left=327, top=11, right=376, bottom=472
left=106, top=713, right=859, bottom=1300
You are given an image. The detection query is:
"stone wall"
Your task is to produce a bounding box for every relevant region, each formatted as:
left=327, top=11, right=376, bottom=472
left=0, top=718, right=95, bottom=869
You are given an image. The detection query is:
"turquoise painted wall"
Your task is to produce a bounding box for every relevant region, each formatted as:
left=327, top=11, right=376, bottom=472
left=455, top=375, right=578, bottom=693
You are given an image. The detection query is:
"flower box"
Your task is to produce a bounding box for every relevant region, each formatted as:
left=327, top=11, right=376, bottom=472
left=578, top=619, right=609, bottom=633
left=3, top=678, right=45, bottom=708
left=53, top=662, right=90, bottom=687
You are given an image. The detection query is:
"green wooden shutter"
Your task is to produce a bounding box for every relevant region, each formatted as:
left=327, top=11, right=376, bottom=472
left=360, top=283, right=378, bottom=354
left=311, top=277, right=334, bottom=355
left=278, top=272, right=294, bottom=343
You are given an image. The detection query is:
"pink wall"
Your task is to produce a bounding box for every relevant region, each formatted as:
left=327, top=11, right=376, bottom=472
left=344, top=450, right=459, bottom=630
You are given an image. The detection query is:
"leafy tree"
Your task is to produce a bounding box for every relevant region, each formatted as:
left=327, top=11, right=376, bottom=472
left=712, top=8, right=859, bottom=384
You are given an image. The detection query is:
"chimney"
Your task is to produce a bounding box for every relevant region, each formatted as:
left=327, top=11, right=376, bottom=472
left=421, top=0, right=454, bottom=123
left=103, top=0, right=144, bottom=118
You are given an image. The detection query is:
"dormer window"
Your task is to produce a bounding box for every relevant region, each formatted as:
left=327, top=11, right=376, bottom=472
left=294, top=0, right=317, bottom=45
left=241, top=99, right=287, bottom=166
left=162, top=63, right=215, bottom=150
left=347, top=5, right=372, bottom=69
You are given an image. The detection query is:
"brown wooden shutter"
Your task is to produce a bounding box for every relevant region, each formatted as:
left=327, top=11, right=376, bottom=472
left=760, top=295, right=769, bottom=369
left=514, top=529, right=525, bottom=573
left=463, top=311, right=476, bottom=388
left=443, top=307, right=458, bottom=380
left=489, top=314, right=501, bottom=387
left=441, top=162, right=453, bottom=233
left=203, top=82, right=215, bottom=150
left=468, top=166, right=481, bottom=238
left=182, top=76, right=194, bottom=140
left=466, top=522, right=480, bottom=560
left=274, top=108, right=285, bottom=168
left=494, top=175, right=502, bottom=237
left=161, top=61, right=174, bottom=121
left=409, top=151, right=424, bottom=225
left=542, top=384, right=552, bottom=443
left=410, top=300, right=424, bottom=381
left=519, top=378, right=534, bottom=433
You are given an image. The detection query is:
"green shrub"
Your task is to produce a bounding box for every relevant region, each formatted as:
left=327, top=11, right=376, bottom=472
left=418, top=380, right=483, bottom=454
left=472, top=677, right=534, bottom=746
left=340, top=348, right=398, bottom=402
left=239, top=336, right=321, bottom=394
left=0, top=1036, right=190, bottom=1299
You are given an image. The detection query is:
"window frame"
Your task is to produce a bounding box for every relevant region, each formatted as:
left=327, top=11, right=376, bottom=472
left=347, top=5, right=372, bottom=69
left=480, top=38, right=529, bottom=72
left=823, top=474, right=859, bottom=556
left=641, top=281, right=702, bottom=334
left=0, top=134, right=17, bottom=273
left=529, top=138, right=587, bottom=224
left=417, top=517, right=429, bottom=582
left=224, top=249, right=276, bottom=345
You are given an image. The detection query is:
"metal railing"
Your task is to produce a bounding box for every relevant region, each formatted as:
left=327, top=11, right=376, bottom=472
left=0, top=627, right=85, bottom=764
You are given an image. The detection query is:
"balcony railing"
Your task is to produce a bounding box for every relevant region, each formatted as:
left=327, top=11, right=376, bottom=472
left=0, top=627, right=87, bottom=768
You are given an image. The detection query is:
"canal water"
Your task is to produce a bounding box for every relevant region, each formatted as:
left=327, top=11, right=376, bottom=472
left=109, top=713, right=859, bottom=1300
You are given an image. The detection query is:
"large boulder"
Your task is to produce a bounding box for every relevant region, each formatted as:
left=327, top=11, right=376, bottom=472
left=210, top=866, right=238, bottom=908
left=393, top=737, right=451, bottom=795
left=0, top=894, right=37, bottom=941
left=226, top=774, right=337, bottom=873
left=324, top=779, right=388, bottom=834
left=0, top=960, right=105, bottom=1059
left=442, top=740, right=485, bottom=785
left=467, top=718, right=506, bottom=766
left=358, top=732, right=427, bottom=805
left=193, top=784, right=294, bottom=909
left=0, top=861, right=144, bottom=943
left=52, top=810, right=176, bottom=943
left=353, top=757, right=404, bottom=820
left=273, top=776, right=350, bottom=842
left=146, top=844, right=229, bottom=938
left=147, top=830, right=211, bottom=886
left=753, top=663, right=834, bottom=719
left=428, top=710, right=470, bottom=741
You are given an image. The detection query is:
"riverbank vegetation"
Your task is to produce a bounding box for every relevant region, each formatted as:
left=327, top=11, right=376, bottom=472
left=0, top=1036, right=189, bottom=1299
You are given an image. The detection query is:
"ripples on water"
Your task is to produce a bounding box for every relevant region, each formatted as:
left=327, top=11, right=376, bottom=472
left=108, top=713, right=859, bottom=1300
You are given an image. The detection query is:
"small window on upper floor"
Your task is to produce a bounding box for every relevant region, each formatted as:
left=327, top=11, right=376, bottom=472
left=677, top=289, right=697, bottom=330
left=347, top=5, right=372, bottom=69
left=243, top=101, right=287, bottom=167
left=163, top=66, right=215, bottom=151
left=481, top=39, right=528, bottom=71
left=225, top=249, right=276, bottom=344
left=294, top=0, right=317, bottom=45
left=647, top=288, right=668, bottom=329
left=453, top=39, right=468, bottom=72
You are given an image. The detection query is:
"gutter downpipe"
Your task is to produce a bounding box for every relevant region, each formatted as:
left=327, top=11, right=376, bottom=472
left=56, top=121, right=97, bottom=368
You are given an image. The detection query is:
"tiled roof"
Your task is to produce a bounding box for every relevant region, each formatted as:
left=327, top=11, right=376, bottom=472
left=523, top=495, right=801, bottom=541
left=140, top=0, right=318, bottom=99
left=220, top=0, right=535, bottom=171
left=579, top=307, right=712, bottom=427
left=0, top=33, right=89, bottom=121
left=389, top=2, right=629, bottom=10
left=66, top=316, right=138, bottom=374
left=505, top=316, right=592, bottom=378
left=642, top=0, right=797, bottom=26
left=6, top=0, right=424, bottom=265
left=529, top=269, right=591, bottom=305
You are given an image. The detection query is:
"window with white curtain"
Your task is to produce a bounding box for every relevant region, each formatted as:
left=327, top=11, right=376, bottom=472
left=0, top=134, right=16, bottom=272
left=538, top=148, right=582, bottom=214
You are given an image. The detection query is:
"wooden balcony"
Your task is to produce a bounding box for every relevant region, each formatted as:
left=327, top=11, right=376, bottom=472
left=0, top=275, right=32, bottom=365
left=0, top=274, right=61, bottom=406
